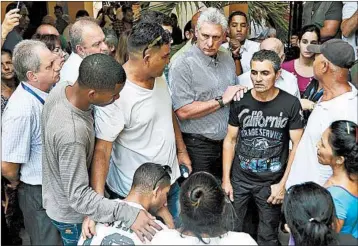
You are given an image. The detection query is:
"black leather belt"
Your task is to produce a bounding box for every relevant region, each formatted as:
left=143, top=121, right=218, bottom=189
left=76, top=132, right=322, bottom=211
left=182, top=133, right=223, bottom=144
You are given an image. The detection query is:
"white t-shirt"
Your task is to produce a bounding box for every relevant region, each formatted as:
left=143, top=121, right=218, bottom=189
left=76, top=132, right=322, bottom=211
left=151, top=229, right=257, bottom=245
left=94, top=76, right=180, bottom=197
left=77, top=201, right=167, bottom=245
left=237, top=69, right=301, bottom=99
left=221, top=39, right=260, bottom=73
left=342, top=2, right=358, bottom=59
left=286, top=84, right=358, bottom=188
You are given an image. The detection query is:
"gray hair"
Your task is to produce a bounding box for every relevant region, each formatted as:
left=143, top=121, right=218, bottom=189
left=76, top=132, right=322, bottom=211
left=103, top=28, right=118, bottom=49
left=197, top=7, right=228, bottom=33
left=13, top=40, right=48, bottom=82
left=69, top=17, right=98, bottom=53
left=251, top=49, right=281, bottom=73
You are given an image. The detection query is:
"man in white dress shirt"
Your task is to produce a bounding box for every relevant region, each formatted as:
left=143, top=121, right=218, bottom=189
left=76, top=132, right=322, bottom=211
left=59, top=17, right=108, bottom=85
left=238, top=38, right=301, bottom=99
left=1, top=40, right=62, bottom=245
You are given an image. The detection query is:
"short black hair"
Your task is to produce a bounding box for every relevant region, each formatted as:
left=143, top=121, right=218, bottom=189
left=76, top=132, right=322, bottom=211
left=298, top=24, right=321, bottom=42
left=1, top=49, right=12, bottom=57
left=228, top=11, right=247, bottom=25
left=76, top=10, right=89, bottom=19
left=139, top=10, right=173, bottom=27
left=54, top=5, right=63, bottom=12
left=251, top=49, right=281, bottom=73
left=179, top=172, right=236, bottom=244
left=6, top=2, right=19, bottom=13
left=329, top=120, right=358, bottom=179
left=122, top=6, right=133, bottom=14
left=284, top=182, right=338, bottom=246
left=127, top=22, right=171, bottom=55
left=132, top=163, right=171, bottom=193
left=78, top=54, right=126, bottom=90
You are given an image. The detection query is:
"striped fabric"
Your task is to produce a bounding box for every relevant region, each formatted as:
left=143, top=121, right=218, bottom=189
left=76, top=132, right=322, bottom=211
left=2, top=82, right=48, bottom=185
left=169, top=44, right=237, bottom=141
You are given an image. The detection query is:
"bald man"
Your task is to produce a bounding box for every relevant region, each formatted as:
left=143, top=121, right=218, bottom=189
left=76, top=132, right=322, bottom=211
left=36, top=24, right=60, bottom=36
left=59, top=17, right=108, bottom=85
left=237, top=38, right=300, bottom=99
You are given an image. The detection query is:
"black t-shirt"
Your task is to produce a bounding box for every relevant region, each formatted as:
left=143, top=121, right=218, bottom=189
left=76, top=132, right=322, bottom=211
left=229, top=89, right=304, bottom=185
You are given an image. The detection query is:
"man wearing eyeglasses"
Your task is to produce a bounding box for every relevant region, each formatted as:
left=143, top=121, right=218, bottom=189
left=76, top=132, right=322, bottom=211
left=92, top=22, right=182, bottom=232
left=169, top=7, right=246, bottom=180
left=59, top=17, right=108, bottom=85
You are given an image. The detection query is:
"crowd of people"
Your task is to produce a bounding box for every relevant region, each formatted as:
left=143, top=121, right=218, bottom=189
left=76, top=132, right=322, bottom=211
left=1, top=2, right=357, bottom=246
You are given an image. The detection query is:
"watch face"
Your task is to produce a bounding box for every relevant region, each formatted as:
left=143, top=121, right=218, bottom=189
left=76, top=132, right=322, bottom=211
left=215, top=96, right=222, bottom=100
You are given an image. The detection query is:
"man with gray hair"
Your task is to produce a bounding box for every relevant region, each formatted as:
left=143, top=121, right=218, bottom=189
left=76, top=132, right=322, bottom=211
left=59, top=17, right=108, bottom=85
left=1, top=40, right=62, bottom=245
left=169, top=7, right=246, bottom=178
left=223, top=49, right=304, bottom=245
left=238, top=37, right=301, bottom=99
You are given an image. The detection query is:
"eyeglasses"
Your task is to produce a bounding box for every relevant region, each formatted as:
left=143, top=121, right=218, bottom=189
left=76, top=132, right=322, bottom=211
left=153, top=165, right=172, bottom=190
left=142, top=35, right=162, bottom=58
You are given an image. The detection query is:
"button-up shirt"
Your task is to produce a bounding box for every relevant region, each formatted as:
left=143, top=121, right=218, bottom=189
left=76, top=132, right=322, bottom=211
left=59, top=52, right=83, bottom=85
left=169, top=44, right=237, bottom=140
left=222, top=39, right=260, bottom=73
left=2, top=82, right=48, bottom=185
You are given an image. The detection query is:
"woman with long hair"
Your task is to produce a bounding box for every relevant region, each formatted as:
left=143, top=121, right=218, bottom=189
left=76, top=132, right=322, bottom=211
left=317, top=120, right=358, bottom=239
left=282, top=25, right=320, bottom=95
left=284, top=182, right=338, bottom=246
left=151, top=172, right=257, bottom=245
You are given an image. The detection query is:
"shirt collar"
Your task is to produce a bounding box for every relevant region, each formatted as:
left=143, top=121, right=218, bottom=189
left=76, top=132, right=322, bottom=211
left=192, top=44, right=221, bottom=67
left=22, top=81, right=49, bottom=100
left=318, top=83, right=357, bottom=109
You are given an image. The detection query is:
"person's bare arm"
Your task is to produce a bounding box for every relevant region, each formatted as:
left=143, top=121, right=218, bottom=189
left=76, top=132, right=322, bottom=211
left=1, top=161, right=20, bottom=188
left=267, top=128, right=304, bottom=204
left=90, top=138, right=113, bottom=195
left=341, top=10, right=358, bottom=38
left=1, top=9, right=20, bottom=47
left=175, top=85, right=246, bottom=120
left=320, top=20, right=341, bottom=40
left=222, top=124, right=239, bottom=202
left=172, top=111, right=192, bottom=173
left=234, top=59, right=243, bottom=76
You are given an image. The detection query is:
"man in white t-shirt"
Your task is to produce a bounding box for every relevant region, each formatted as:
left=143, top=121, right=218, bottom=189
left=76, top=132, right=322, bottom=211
left=238, top=38, right=301, bottom=99
left=91, top=22, right=191, bottom=226
left=342, top=2, right=358, bottom=59
left=286, top=39, right=357, bottom=188
left=78, top=163, right=170, bottom=245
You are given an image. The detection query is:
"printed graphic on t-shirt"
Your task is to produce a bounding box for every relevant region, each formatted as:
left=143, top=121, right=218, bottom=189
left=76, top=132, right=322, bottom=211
left=238, top=109, right=288, bottom=173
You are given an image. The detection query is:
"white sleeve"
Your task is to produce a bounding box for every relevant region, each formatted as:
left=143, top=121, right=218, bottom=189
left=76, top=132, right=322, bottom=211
left=342, top=2, right=357, bottom=20
left=94, top=102, right=124, bottom=142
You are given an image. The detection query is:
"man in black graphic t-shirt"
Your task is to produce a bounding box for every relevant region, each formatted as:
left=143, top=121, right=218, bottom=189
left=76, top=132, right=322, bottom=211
left=222, top=50, right=304, bottom=245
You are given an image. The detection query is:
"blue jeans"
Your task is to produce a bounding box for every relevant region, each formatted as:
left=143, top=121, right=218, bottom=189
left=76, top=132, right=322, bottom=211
left=167, top=181, right=180, bottom=225
left=51, top=220, right=82, bottom=246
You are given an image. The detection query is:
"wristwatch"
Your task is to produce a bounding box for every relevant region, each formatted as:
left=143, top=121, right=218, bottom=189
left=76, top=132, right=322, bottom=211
left=215, top=96, right=225, bottom=108
left=232, top=53, right=242, bottom=60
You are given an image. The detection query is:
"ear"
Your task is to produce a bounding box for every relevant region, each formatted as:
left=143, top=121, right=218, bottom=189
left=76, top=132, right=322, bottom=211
left=284, top=224, right=291, bottom=234
left=335, top=156, right=345, bottom=165
left=143, top=53, right=151, bottom=66
left=322, top=60, right=329, bottom=73
left=26, top=71, right=37, bottom=82
left=88, top=89, right=96, bottom=101
left=76, top=45, right=85, bottom=56
left=281, top=54, right=286, bottom=64
left=152, top=186, right=160, bottom=198
left=275, top=69, right=282, bottom=81
left=110, top=46, right=115, bottom=52
left=195, top=28, right=199, bottom=39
